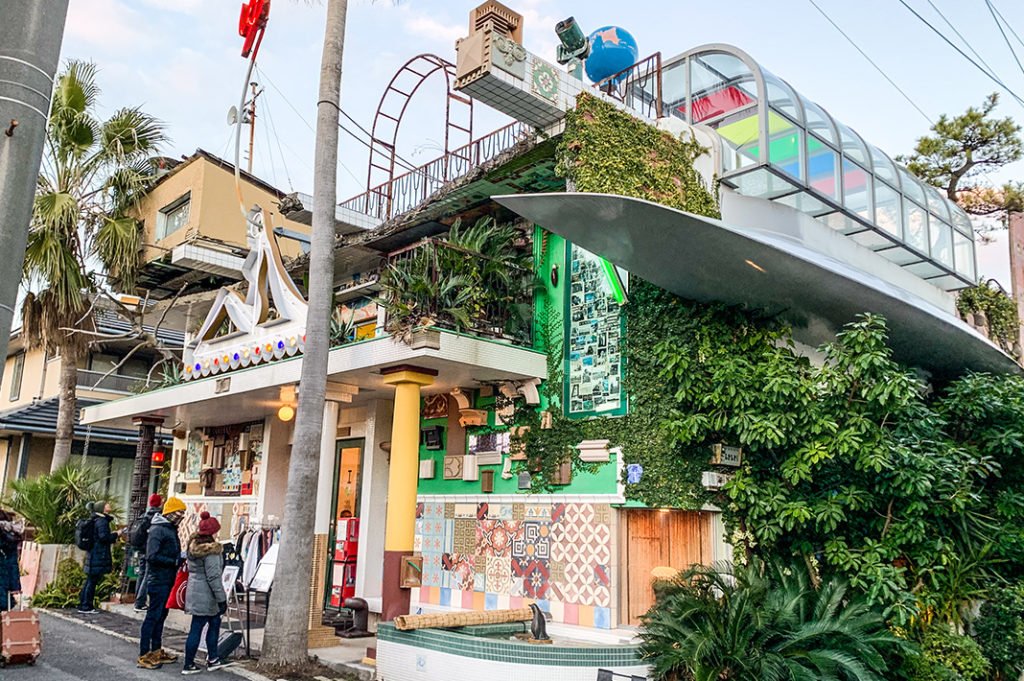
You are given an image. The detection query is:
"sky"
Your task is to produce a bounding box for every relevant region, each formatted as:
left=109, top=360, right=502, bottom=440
left=60, top=0, right=1024, bottom=286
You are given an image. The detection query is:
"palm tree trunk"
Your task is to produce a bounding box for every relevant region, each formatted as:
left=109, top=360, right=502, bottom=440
left=260, top=0, right=347, bottom=667
left=50, top=353, right=78, bottom=471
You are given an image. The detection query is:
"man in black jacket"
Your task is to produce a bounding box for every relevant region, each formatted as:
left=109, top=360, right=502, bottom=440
left=77, top=501, right=122, bottom=614
left=137, top=497, right=185, bottom=670
left=132, top=493, right=163, bottom=612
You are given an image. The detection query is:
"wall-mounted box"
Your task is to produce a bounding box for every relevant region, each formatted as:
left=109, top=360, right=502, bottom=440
left=419, top=459, right=436, bottom=479
left=400, top=555, right=423, bottom=588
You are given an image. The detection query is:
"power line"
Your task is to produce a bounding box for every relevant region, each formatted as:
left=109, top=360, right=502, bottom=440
left=989, top=0, right=1024, bottom=52
left=807, top=0, right=933, bottom=124
left=261, top=88, right=295, bottom=191
left=985, top=0, right=1024, bottom=79
left=896, top=0, right=1024, bottom=108
left=925, top=0, right=1000, bottom=80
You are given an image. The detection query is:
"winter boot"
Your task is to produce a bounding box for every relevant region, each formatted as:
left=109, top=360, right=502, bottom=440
left=137, top=651, right=163, bottom=669
left=154, top=648, right=178, bottom=664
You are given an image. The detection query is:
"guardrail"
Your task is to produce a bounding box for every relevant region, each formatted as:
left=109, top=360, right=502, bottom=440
left=340, top=121, right=533, bottom=221
left=596, top=52, right=663, bottom=120
left=77, top=370, right=142, bottom=394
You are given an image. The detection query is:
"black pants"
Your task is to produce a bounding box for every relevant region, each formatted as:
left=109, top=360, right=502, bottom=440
left=78, top=572, right=102, bottom=610
left=184, top=615, right=222, bottom=666
left=139, top=583, right=171, bottom=656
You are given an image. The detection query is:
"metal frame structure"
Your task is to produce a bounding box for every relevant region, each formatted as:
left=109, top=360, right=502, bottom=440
left=367, top=54, right=474, bottom=220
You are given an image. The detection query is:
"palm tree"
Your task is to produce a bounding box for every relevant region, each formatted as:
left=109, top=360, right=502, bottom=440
left=21, top=60, right=166, bottom=471
left=640, top=559, right=908, bottom=681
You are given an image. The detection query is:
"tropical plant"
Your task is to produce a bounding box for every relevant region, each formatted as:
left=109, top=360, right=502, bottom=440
left=639, top=558, right=907, bottom=681
left=378, top=217, right=533, bottom=344
left=2, top=463, right=119, bottom=544
left=955, top=281, right=1019, bottom=351
left=22, top=60, right=166, bottom=471
left=900, top=623, right=990, bottom=681
left=973, top=583, right=1024, bottom=680
left=30, top=545, right=124, bottom=609
left=329, top=307, right=357, bottom=346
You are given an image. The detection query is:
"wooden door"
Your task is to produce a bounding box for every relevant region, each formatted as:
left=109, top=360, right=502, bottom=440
left=624, top=509, right=711, bottom=624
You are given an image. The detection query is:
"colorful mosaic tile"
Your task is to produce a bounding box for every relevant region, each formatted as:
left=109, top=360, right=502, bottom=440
left=510, top=576, right=525, bottom=598
left=415, top=503, right=425, bottom=519
left=549, top=559, right=565, bottom=583
left=474, top=554, right=487, bottom=574
left=594, top=563, right=610, bottom=586
left=476, top=502, right=489, bottom=520
left=493, top=504, right=514, bottom=521
left=512, top=503, right=525, bottom=521
left=550, top=503, right=567, bottom=524
left=413, top=534, right=423, bottom=552
left=524, top=504, right=551, bottom=521
left=444, top=502, right=455, bottom=519
left=473, top=572, right=486, bottom=592
left=449, top=553, right=476, bottom=591
left=513, top=558, right=550, bottom=600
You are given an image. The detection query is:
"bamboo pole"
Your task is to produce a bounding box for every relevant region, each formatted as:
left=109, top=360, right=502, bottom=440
left=394, top=607, right=533, bottom=631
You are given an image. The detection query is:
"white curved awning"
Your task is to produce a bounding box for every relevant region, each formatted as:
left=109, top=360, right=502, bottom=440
left=494, top=192, right=1019, bottom=377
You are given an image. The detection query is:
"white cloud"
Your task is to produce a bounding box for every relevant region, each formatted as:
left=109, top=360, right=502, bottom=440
left=401, top=14, right=465, bottom=46
left=65, top=0, right=151, bottom=50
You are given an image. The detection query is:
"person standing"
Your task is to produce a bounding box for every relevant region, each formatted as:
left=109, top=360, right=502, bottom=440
left=131, top=494, right=163, bottom=612
left=181, top=512, right=234, bottom=674
left=138, top=497, right=185, bottom=670
left=78, top=501, right=122, bottom=614
left=0, top=509, right=24, bottom=610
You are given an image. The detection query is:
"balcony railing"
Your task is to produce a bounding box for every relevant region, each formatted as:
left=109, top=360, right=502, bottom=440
left=77, top=370, right=142, bottom=394
left=339, top=122, right=534, bottom=222
left=596, top=52, right=663, bottom=120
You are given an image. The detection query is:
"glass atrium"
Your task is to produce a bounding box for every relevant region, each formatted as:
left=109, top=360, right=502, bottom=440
left=654, top=44, right=976, bottom=291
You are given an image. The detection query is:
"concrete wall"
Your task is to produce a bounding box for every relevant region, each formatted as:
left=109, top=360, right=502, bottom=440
left=135, top=155, right=310, bottom=264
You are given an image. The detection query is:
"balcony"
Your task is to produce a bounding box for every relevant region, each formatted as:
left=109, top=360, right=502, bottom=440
left=76, top=370, right=143, bottom=395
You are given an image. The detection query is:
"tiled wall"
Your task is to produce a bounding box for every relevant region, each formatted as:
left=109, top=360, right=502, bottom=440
left=413, top=499, right=617, bottom=628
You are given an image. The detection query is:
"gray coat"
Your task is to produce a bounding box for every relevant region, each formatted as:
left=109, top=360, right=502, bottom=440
left=184, top=535, right=227, bottom=617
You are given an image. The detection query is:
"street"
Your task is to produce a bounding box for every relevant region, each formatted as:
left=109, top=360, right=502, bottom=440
left=0, top=611, right=230, bottom=681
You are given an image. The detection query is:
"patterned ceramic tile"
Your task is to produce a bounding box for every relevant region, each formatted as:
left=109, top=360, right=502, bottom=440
left=453, top=518, right=476, bottom=554
left=442, top=519, right=454, bottom=553
left=476, top=520, right=522, bottom=558
left=448, top=553, right=476, bottom=591
left=593, top=503, right=612, bottom=525
left=444, top=503, right=455, bottom=519
left=524, top=504, right=551, bottom=521
left=454, top=503, right=476, bottom=519
left=546, top=582, right=565, bottom=602
left=415, top=502, right=425, bottom=519
left=474, top=554, right=487, bottom=574
left=512, top=503, right=525, bottom=521
left=414, top=519, right=424, bottom=536
left=593, top=585, right=611, bottom=608
left=550, top=503, right=567, bottom=524
left=486, top=555, right=512, bottom=594
left=512, top=521, right=551, bottom=560
left=493, top=504, right=515, bottom=520
left=594, top=604, right=610, bottom=628
left=473, top=572, right=486, bottom=593
left=413, top=534, right=423, bottom=552
left=443, top=456, right=463, bottom=480
left=476, top=502, right=489, bottom=520
left=428, top=502, right=445, bottom=519
left=510, top=576, right=525, bottom=598
left=594, top=563, right=610, bottom=586
left=549, top=559, right=566, bottom=583
left=512, top=558, right=550, bottom=599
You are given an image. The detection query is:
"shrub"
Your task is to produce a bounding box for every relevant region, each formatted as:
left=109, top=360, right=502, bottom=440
left=639, top=558, right=907, bottom=681
left=973, top=584, right=1024, bottom=680
left=2, top=463, right=119, bottom=544
left=30, top=543, right=124, bottom=609
left=900, top=624, right=990, bottom=681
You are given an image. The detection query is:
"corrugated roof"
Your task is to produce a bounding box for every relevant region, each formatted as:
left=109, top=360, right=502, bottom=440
left=0, top=397, right=173, bottom=444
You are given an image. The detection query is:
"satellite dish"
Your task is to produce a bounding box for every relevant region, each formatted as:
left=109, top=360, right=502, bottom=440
left=227, top=106, right=239, bottom=125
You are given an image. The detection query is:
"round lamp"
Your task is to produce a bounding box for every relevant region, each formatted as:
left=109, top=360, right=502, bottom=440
left=277, top=405, right=295, bottom=422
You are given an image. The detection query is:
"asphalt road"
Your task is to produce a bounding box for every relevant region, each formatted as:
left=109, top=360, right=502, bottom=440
left=0, top=611, right=214, bottom=680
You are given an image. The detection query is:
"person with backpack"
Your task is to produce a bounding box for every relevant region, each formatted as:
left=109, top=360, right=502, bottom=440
left=77, top=501, right=123, bottom=614
left=181, top=512, right=234, bottom=674
left=130, top=494, right=163, bottom=612
left=138, top=496, right=185, bottom=670
left=0, top=509, right=24, bottom=611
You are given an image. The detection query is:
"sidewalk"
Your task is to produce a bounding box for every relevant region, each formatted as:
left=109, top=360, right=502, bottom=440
left=44, top=606, right=365, bottom=681
left=101, top=602, right=375, bottom=681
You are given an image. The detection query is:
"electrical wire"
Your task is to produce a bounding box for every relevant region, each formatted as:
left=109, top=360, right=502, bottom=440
left=986, top=0, right=1024, bottom=79
left=989, top=0, right=1024, bottom=52
left=896, top=0, right=1024, bottom=107
left=925, top=0, right=1000, bottom=81
left=807, top=0, right=933, bottom=124
left=261, top=89, right=296, bottom=191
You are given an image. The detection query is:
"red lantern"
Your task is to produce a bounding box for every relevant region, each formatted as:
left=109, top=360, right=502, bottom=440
left=151, top=448, right=166, bottom=468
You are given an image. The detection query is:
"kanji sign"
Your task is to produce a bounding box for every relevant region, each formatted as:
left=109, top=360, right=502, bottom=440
left=239, top=0, right=270, bottom=58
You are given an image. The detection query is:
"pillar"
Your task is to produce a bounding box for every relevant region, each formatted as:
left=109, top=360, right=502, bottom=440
left=380, top=365, right=436, bottom=621
left=1008, top=211, right=1024, bottom=357
left=314, top=401, right=340, bottom=535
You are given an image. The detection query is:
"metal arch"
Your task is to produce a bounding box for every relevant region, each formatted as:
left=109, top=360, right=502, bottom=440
left=367, top=54, right=474, bottom=219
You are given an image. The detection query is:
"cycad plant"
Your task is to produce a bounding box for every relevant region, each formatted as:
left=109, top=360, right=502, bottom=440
left=21, top=60, right=166, bottom=470
left=3, top=463, right=119, bottom=544
left=378, top=216, right=533, bottom=343
left=639, top=559, right=907, bottom=681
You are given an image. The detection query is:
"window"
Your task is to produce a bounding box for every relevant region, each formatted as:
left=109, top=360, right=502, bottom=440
left=155, top=192, right=191, bottom=240
left=8, top=352, right=25, bottom=401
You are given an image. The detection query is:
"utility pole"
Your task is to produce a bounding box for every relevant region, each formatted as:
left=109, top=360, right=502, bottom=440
left=260, top=0, right=348, bottom=667
left=0, top=0, right=69, bottom=384
left=246, top=81, right=263, bottom=173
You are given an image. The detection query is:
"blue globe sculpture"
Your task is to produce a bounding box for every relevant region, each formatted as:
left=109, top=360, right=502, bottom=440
left=584, top=26, right=639, bottom=84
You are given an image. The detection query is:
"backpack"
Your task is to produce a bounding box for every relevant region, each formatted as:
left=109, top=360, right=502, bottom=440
left=128, top=513, right=153, bottom=551
left=75, top=516, right=95, bottom=551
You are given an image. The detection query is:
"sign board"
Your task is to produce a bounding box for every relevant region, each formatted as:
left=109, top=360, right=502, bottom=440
left=222, top=564, right=240, bottom=599
left=247, top=543, right=278, bottom=592
left=710, top=444, right=742, bottom=467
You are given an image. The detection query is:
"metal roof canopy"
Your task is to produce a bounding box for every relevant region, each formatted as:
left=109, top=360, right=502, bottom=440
left=0, top=397, right=173, bottom=444
left=494, top=192, right=1019, bottom=378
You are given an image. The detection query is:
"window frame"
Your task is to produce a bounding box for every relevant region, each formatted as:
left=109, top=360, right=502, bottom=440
left=8, top=352, right=25, bottom=401
left=155, top=192, right=191, bottom=241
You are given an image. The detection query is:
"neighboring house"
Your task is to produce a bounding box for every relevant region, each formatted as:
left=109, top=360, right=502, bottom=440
left=79, top=3, right=1020, bottom=650
left=0, top=308, right=180, bottom=506
left=131, top=149, right=312, bottom=301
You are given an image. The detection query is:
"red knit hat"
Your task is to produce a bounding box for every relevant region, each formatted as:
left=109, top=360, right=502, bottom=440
left=148, top=493, right=163, bottom=508
left=198, top=511, right=221, bottom=536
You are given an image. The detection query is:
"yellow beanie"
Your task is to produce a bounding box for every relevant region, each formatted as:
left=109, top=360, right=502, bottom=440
left=163, top=497, right=186, bottom=515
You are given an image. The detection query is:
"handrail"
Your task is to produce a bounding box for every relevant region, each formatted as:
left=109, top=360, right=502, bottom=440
left=596, top=52, right=663, bottom=120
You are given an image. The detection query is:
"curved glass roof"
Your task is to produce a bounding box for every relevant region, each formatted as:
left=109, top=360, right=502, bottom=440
left=658, top=44, right=976, bottom=290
